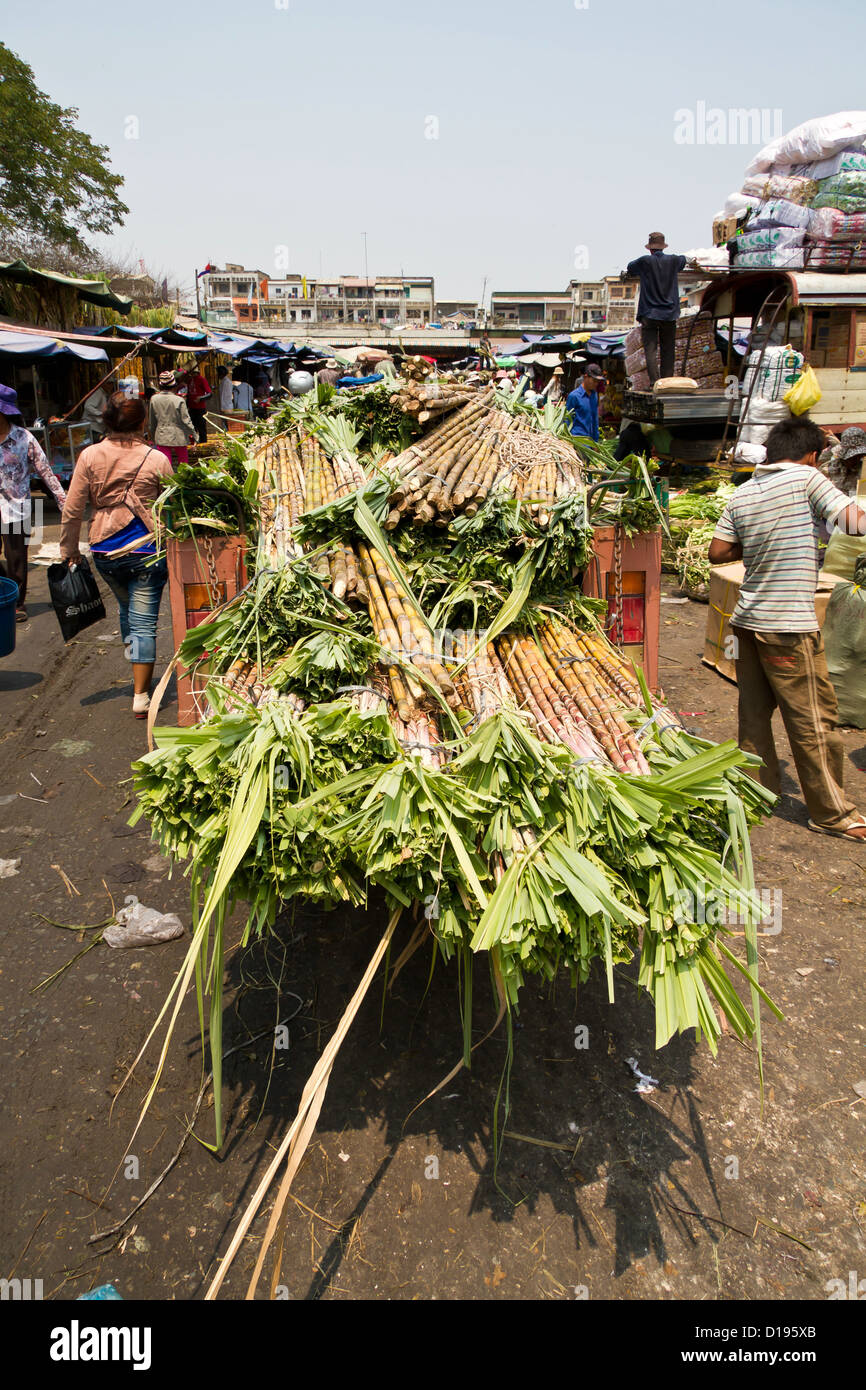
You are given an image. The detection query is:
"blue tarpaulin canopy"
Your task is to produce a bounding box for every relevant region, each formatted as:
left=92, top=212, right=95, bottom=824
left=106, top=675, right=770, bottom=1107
left=72, top=324, right=209, bottom=346
left=585, top=332, right=627, bottom=358
left=208, top=333, right=294, bottom=358
left=0, top=330, right=109, bottom=364
left=518, top=333, right=585, bottom=350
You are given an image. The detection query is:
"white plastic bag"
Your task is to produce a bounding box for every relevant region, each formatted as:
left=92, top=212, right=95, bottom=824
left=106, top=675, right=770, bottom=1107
left=740, top=395, right=792, bottom=426
left=746, top=198, right=812, bottom=231
left=732, top=441, right=767, bottom=466
left=102, top=896, right=185, bottom=949
left=739, top=424, right=771, bottom=446
left=746, top=112, right=866, bottom=175
left=790, top=145, right=866, bottom=181
left=724, top=190, right=760, bottom=219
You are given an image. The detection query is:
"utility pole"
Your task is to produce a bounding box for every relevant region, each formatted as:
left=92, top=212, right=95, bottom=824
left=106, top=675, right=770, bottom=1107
left=195, top=268, right=202, bottom=323
left=480, top=275, right=488, bottom=328
left=363, top=231, right=369, bottom=324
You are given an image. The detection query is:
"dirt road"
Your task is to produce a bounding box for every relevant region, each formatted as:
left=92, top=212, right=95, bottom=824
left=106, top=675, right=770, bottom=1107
left=1, top=536, right=863, bottom=1300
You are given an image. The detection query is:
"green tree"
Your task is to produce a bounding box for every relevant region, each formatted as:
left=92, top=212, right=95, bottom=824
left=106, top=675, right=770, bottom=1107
left=0, top=42, right=128, bottom=257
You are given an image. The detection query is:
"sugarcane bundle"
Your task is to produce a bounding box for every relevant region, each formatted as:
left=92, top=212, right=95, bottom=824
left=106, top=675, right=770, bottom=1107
left=384, top=399, right=585, bottom=529
left=356, top=541, right=460, bottom=711
left=393, top=380, right=483, bottom=420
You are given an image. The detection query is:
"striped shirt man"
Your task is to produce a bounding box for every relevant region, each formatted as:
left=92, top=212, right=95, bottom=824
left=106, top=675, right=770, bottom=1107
left=713, top=461, right=850, bottom=631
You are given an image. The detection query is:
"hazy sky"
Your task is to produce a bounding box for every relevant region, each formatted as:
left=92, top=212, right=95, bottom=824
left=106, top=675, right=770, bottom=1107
left=7, top=0, right=866, bottom=303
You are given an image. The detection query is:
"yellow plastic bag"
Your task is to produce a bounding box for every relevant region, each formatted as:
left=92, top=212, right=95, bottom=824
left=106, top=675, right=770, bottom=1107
left=783, top=364, right=822, bottom=416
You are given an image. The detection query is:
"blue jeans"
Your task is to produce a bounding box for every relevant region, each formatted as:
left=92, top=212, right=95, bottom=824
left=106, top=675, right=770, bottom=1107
left=93, top=552, right=168, bottom=665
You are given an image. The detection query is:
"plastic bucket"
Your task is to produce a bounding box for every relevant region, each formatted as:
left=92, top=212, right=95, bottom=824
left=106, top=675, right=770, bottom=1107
left=0, top=575, right=19, bottom=658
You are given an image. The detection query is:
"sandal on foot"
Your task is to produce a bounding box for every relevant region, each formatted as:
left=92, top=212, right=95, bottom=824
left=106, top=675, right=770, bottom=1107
left=15, top=608, right=27, bottom=623
left=808, top=816, right=866, bottom=841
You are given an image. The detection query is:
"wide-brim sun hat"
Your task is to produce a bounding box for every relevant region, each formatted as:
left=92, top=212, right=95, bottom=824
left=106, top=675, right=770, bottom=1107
left=647, top=232, right=668, bottom=249
left=837, top=426, right=866, bottom=462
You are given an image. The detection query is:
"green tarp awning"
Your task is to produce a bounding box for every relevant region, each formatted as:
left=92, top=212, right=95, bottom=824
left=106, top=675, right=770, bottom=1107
left=0, top=260, right=133, bottom=314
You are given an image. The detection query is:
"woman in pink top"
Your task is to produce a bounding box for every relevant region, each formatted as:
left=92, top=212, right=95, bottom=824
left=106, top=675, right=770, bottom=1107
left=61, top=393, right=173, bottom=718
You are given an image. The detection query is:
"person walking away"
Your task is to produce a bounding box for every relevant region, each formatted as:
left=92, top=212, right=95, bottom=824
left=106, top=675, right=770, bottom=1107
left=0, top=384, right=67, bottom=622
left=186, top=365, right=213, bottom=443
left=565, top=365, right=605, bottom=441
left=626, top=233, right=688, bottom=385
left=217, top=366, right=234, bottom=420
left=60, top=392, right=173, bottom=719
left=708, top=417, right=866, bottom=841
left=233, top=372, right=254, bottom=419
left=148, top=371, right=196, bottom=466
left=80, top=378, right=116, bottom=441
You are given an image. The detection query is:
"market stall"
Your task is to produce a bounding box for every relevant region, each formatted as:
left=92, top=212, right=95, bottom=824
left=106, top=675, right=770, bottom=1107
left=0, top=329, right=110, bottom=483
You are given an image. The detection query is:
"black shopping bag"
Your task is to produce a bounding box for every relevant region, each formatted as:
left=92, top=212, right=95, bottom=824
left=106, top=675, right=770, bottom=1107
left=47, top=558, right=106, bottom=642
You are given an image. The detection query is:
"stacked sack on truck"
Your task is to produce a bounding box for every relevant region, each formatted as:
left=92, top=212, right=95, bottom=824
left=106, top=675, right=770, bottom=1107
left=719, top=112, right=866, bottom=271
left=624, top=311, right=727, bottom=392
left=731, top=345, right=801, bottom=466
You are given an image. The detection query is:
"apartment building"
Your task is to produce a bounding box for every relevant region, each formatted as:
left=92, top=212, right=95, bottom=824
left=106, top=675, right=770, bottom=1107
left=489, top=290, right=573, bottom=331
left=569, top=280, right=606, bottom=331
left=603, top=275, right=638, bottom=330
left=491, top=281, right=636, bottom=333
left=200, top=266, right=435, bottom=328
left=435, top=300, right=478, bottom=324
left=200, top=264, right=270, bottom=324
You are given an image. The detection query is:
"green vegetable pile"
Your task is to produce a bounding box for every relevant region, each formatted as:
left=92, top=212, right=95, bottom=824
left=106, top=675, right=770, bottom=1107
left=131, top=385, right=777, bottom=1161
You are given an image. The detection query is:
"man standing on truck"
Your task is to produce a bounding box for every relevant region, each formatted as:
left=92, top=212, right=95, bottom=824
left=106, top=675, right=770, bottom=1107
left=708, top=417, right=866, bottom=842
left=625, top=233, right=687, bottom=384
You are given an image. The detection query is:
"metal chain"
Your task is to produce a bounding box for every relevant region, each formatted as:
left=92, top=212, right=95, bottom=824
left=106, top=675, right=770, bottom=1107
left=611, top=520, right=624, bottom=647
left=202, top=536, right=222, bottom=610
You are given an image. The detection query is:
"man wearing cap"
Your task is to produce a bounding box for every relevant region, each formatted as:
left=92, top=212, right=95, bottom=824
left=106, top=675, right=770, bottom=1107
left=147, top=371, right=197, bottom=466
left=0, top=384, right=67, bottom=622
left=626, top=233, right=688, bottom=384
left=565, top=365, right=605, bottom=441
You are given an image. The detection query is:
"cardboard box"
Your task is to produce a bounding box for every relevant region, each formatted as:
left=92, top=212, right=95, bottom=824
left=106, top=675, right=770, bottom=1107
left=703, top=563, right=744, bottom=682
left=702, top=565, right=846, bottom=683
left=713, top=215, right=739, bottom=247
left=815, top=568, right=848, bottom=626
